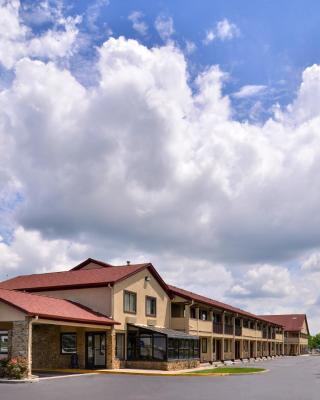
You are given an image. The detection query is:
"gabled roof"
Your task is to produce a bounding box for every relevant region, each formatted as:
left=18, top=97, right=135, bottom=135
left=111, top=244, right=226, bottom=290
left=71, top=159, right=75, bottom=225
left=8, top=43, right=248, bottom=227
left=71, top=258, right=113, bottom=271
left=259, top=314, right=309, bottom=333
left=0, top=260, right=172, bottom=297
left=0, top=288, right=119, bottom=326
left=169, top=285, right=283, bottom=326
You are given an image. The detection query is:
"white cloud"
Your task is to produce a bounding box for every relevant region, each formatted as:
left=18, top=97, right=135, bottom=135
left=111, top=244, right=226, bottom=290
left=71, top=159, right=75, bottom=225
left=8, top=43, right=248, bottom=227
left=184, top=40, right=196, bottom=55
left=128, top=11, right=148, bottom=36
left=230, top=265, right=294, bottom=298
left=0, top=226, right=88, bottom=280
left=204, top=18, right=239, bottom=44
left=154, top=15, right=174, bottom=42
left=0, top=0, right=80, bottom=69
left=301, top=252, right=320, bottom=272
left=1, top=15, right=320, bottom=331
left=216, top=18, right=240, bottom=40
left=233, top=85, right=267, bottom=99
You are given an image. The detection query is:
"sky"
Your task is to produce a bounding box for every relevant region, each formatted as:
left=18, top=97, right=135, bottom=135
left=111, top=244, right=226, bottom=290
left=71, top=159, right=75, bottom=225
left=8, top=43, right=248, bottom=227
left=0, top=0, right=320, bottom=334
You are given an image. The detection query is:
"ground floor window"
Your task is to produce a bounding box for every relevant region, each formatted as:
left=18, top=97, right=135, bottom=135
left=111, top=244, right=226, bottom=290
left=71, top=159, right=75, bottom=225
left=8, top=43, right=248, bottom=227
left=0, top=332, right=8, bottom=355
left=61, top=333, right=77, bottom=354
left=116, top=333, right=125, bottom=360
left=224, top=339, right=230, bottom=353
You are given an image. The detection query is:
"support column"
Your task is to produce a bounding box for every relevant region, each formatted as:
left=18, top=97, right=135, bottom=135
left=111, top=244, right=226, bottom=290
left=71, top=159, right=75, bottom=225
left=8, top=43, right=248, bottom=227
left=232, top=316, right=235, bottom=360
left=11, top=318, right=32, bottom=377
left=239, top=318, right=244, bottom=359
left=221, top=312, right=225, bottom=362
left=209, top=310, right=214, bottom=362
left=185, top=304, right=190, bottom=334
left=106, top=328, right=118, bottom=369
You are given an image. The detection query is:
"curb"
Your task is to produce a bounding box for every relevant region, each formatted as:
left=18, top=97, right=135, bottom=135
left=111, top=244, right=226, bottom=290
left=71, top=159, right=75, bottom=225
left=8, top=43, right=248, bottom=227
left=0, top=377, right=40, bottom=384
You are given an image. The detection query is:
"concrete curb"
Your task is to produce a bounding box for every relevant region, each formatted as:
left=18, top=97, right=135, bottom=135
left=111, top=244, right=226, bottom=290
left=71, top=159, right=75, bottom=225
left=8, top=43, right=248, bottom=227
left=0, top=377, right=40, bottom=384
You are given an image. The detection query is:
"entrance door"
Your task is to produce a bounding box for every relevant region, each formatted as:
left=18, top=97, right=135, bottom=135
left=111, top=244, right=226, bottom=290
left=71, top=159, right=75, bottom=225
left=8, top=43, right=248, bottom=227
left=86, top=333, right=106, bottom=369
left=235, top=340, right=240, bottom=359
left=216, top=339, right=221, bottom=361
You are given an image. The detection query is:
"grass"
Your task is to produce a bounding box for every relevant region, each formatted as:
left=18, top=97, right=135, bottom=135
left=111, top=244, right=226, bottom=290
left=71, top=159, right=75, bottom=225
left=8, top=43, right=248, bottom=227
left=189, top=367, right=266, bottom=375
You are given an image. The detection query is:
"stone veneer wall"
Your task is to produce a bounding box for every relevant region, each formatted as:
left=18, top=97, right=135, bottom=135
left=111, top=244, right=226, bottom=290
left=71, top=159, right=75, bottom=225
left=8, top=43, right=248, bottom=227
left=10, top=319, right=32, bottom=376
left=125, top=359, right=200, bottom=371
left=32, top=325, right=87, bottom=369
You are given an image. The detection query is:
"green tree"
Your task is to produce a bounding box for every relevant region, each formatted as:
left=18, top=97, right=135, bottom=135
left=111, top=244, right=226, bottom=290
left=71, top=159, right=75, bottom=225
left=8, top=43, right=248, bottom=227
left=308, top=334, right=320, bottom=349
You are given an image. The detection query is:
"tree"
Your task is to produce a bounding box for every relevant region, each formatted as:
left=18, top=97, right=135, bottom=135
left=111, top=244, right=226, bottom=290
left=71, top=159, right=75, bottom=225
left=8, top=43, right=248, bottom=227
left=308, top=334, right=320, bottom=349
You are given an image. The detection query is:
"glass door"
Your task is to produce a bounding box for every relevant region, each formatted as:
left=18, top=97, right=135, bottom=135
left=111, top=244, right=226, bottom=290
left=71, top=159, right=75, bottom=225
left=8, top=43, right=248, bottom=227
left=86, top=333, right=106, bottom=369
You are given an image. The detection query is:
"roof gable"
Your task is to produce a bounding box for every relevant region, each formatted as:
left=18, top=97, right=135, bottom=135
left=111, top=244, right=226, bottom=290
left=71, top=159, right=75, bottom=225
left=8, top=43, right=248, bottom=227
left=259, top=314, right=309, bottom=333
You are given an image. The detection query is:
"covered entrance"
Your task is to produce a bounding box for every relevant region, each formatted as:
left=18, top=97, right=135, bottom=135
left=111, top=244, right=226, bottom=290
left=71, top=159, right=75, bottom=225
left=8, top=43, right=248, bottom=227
left=86, top=332, right=106, bottom=369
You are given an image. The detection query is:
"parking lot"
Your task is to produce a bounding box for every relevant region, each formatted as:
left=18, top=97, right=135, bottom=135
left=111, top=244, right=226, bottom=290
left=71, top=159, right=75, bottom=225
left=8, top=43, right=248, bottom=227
left=1, top=356, right=320, bottom=400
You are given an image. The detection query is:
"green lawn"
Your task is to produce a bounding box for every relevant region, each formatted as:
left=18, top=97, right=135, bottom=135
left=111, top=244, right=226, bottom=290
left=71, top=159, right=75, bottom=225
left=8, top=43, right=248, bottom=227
left=189, top=367, right=265, bottom=374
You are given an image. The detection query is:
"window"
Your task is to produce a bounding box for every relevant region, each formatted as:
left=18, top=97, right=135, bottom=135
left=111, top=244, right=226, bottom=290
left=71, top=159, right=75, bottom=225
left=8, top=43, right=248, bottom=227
left=224, top=339, right=229, bottom=353
left=61, top=333, right=77, bottom=354
left=190, top=308, right=196, bottom=319
left=124, top=291, right=137, bottom=314
left=139, top=334, right=153, bottom=360
left=116, top=333, right=125, bottom=360
left=201, top=338, right=207, bottom=353
left=0, top=332, right=8, bottom=355
left=153, top=336, right=166, bottom=360
left=146, top=296, right=157, bottom=317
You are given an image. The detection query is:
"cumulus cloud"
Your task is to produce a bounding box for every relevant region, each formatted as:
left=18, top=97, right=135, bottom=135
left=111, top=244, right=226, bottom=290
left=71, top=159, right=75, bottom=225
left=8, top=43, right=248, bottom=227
left=128, top=11, right=148, bottom=36
left=2, top=7, right=320, bottom=332
left=301, top=252, right=320, bottom=272
left=0, top=0, right=80, bottom=69
left=233, top=85, right=267, bottom=99
left=0, top=226, right=88, bottom=280
left=230, top=265, right=294, bottom=298
left=155, top=15, right=174, bottom=41
left=204, top=18, right=239, bottom=44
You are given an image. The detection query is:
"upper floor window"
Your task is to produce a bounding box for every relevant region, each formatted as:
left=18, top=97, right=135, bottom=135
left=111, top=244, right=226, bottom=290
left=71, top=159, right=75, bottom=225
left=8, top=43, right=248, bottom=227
left=0, top=332, right=8, bottom=355
left=124, top=290, right=137, bottom=314
left=190, top=308, right=196, bottom=319
left=146, top=296, right=157, bottom=317
left=200, top=310, right=208, bottom=321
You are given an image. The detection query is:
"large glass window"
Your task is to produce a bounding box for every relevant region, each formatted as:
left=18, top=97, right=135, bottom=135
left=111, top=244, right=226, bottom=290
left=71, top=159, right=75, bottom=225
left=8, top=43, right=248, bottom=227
left=124, top=291, right=137, bottom=314
left=139, top=334, right=153, bottom=360
left=146, top=296, right=157, bottom=317
left=168, top=338, right=179, bottom=359
left=0, top=332, right=8, bottom=355
left=153, top=336, right=166, bottom=360
left=61, top=333, right=77, bottom=354
left=116, top=333, right=125, bottom=360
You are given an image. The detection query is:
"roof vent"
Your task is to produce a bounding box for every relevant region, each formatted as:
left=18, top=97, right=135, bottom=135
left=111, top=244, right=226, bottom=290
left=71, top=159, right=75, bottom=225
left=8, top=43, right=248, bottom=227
left=127, top=260, right=131, bottom=265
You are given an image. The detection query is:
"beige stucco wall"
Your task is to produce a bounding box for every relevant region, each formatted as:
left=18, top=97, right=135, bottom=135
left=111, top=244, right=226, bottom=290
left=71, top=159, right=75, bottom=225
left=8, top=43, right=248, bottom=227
left=0, top=302, right=26, bottom=321
left=113, top=267, right=171, bottom=330
left=37, top=287, right=112, bottom=317
left=301, top=319, right=308, bottom=334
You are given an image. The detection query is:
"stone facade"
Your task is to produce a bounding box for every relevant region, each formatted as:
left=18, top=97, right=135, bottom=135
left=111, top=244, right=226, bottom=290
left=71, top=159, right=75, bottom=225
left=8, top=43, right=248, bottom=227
left=10, top=319, right=32, bottom=376
left=125, top=359, right=200, bottom=371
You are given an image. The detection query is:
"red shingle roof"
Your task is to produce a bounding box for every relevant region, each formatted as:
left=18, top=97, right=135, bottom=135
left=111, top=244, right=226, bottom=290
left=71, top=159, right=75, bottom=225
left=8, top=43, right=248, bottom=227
left=0, top=288, right=119, bottom=326
left=169, top=285, right=283, bottom=326
left=0, top=263, right=150, bottom=291
left=259, top=314, right=309, bottom=333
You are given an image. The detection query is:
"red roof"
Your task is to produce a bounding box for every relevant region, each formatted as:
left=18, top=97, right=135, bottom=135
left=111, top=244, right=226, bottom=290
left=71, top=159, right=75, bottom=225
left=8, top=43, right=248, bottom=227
left=0, top=288, right=119, bottom=326
left=259, top=314, right=309, bottom=333
left=0, top=260, right=172, bottom=297
left=169, top=285, right=283, bottom=326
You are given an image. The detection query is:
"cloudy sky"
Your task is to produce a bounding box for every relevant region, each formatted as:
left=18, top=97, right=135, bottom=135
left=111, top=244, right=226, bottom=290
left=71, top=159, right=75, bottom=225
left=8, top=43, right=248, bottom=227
left=1, top=0, right=320, bottom=333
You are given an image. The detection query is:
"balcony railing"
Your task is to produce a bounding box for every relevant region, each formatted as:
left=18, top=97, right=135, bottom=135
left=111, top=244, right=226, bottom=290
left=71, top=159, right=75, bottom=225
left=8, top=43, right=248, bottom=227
left=213, top=322, right=223, bottom=334
left=235, top=326, right=242, bottom=336
left=262, top=331, right=268, bottom=339
left=224, top=324, right=234, bottom=335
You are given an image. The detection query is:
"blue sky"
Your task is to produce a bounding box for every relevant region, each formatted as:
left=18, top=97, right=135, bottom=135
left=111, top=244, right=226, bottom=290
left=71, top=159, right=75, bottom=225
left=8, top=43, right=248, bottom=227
left=18, top=0, right=320, bottom=120
left=1, top=0, right=320, bottom=332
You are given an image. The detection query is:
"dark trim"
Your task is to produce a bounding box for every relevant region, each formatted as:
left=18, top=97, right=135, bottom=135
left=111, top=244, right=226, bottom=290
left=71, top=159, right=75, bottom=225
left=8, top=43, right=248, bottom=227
left=60, top=332, right=77, bottom=355
left=123, top=290, right=137, bottom=314
left=145, top=296, right=157, bottom=317
left=0, top=332, right=8, bottom=355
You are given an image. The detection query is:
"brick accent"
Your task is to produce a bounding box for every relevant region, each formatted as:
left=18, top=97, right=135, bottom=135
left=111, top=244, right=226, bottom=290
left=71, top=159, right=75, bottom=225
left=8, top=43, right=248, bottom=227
left=106, top=329, right=117, bottom=369
left=11, top=319, right=32, bottom=376
left=125, top=359, right=200, bottom=371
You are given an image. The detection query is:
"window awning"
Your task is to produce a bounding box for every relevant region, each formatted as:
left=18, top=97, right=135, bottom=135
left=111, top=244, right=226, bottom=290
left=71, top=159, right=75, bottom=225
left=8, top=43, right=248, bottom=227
left=130, top=324, right=199, bottom=340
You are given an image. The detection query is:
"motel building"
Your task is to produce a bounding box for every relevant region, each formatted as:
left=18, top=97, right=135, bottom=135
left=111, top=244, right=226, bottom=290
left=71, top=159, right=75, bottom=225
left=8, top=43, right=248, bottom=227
left=0, top=258, right=309, bottom=376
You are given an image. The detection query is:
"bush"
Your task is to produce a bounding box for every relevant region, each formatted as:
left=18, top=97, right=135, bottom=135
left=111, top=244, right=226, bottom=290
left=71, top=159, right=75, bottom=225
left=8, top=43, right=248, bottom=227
left=0, top=359, right=7, bottom=378
left=4, top=357, right=29, bottom=380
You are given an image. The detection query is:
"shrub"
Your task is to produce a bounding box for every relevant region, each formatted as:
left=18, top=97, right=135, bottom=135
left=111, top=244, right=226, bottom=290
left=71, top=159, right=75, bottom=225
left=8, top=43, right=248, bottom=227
left=0, top=359, right=7, bottom=378
left=5, top=357, right=29, bottom=380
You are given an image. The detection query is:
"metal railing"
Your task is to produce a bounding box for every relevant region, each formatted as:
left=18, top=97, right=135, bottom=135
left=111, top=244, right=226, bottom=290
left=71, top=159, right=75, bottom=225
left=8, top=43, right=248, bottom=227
left=224, top=324, right=234, bottom=335
left=235, top=326, right=242, bottom=336
left=213, top=322, right=223, bottom=334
